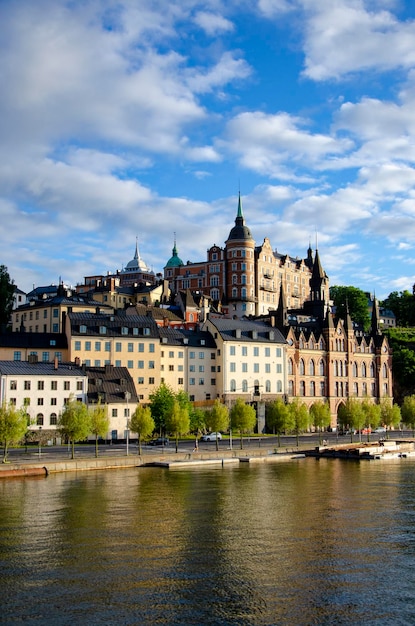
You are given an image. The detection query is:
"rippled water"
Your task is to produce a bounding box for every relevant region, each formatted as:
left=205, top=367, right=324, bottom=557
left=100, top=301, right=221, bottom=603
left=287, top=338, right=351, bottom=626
left=1, top=458, right=415, bottom=625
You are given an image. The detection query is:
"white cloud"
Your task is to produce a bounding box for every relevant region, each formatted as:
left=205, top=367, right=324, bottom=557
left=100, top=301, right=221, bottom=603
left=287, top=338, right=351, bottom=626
left=301, top=0, right=415, bottom=80
left=193, top=11, right=234, bottom=35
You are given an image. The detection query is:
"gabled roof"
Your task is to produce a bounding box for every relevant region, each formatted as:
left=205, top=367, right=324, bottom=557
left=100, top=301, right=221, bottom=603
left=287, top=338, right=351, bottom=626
left=86, top=365, right=138, bottom=404
left=206, top=317, right=286, bottom=344
left=68, top=312, right=160, bottom=338
left=158, top=326, right=216, bottom=348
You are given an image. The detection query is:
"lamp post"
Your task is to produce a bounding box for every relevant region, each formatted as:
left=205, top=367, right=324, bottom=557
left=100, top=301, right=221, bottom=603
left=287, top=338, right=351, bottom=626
left=38, top=426, right=42, bottom=458
left=125, top=391, right=131, bottom=456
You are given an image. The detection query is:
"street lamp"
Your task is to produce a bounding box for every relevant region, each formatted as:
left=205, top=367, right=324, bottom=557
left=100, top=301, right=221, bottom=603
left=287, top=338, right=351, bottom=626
left=125, top=391, right=131, bottom=456
left=38, top=426, right=42, bottom=458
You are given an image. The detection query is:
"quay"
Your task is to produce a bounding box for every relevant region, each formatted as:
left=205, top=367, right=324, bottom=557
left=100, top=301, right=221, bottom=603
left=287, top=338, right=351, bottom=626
left=304, top=439, right=415, bottom=460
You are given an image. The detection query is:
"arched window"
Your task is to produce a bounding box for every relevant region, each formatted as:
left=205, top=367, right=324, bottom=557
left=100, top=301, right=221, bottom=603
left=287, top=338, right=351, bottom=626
left=334, top=361, right=338, bottom=376
left=299, top=359, right=305, bottom=375
left=320, top=381, right=325, bottom=396
left=277, top=380, right=282, bottom=393
left=382, top=363, right=388, bottom=378
left=288, top=380, right=294, bottom=395
left=299, top=381, right=306, bottom=396
left=241, top=287, right=247, bottom=299
left=288, top=358, right=293, bottom=375
left=265, top=380, right=271, bottom=393
left=230, top=380, right=236, bottom=392
left=210, top=288, right=219, bottom=301
left=362, top=362, right=367, bottom=378
left=319, top=359, right=325, bottom=375
left=353, top=382, right=358, bottom=396
left=309, top=359, right=315, bottom=376
left=383, top=383, right=388, bottom=395
left=242, top=379, right=248, bottom=393
left=232, top=287, right=238, bottom=298
left=353, top=362, right=358, bottom=377
left=241, top=274, right=247, bottom=284
left=210, top=275, right=219, bottom=287
left=370, top=362, right=375, bottom=377
left=362, top=382, right=367, bottom=396
left=50, top=413, right=57, bottom=426
left=310, top=381, right=316, bottom=396
left=36, top=414, right=44, bottom=426
left=232, top=274, right=237, bottom=284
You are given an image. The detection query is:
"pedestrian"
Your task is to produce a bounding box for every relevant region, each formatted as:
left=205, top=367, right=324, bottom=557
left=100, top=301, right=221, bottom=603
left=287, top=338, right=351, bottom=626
left=193, top=438, right=199, bottom=452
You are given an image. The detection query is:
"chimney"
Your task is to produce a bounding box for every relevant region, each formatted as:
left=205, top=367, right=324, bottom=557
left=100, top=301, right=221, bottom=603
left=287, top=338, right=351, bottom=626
left=54, top=356, right=59, bottom=370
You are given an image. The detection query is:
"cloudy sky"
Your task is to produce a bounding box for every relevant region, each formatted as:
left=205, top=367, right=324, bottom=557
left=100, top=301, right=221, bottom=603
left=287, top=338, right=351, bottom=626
left=2, top=0, right=415, bottom=299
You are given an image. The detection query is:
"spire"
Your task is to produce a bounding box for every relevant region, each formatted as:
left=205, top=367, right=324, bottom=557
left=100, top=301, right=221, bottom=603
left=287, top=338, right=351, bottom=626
left=134, top=236, right=139, bottom=260
left=276, top=282, right=288, bottom=328
left=343, top=299, right=353, bottom=332
left=237, top=191, right=243, bottom=218
left=371, top=295, right=381, bottom=336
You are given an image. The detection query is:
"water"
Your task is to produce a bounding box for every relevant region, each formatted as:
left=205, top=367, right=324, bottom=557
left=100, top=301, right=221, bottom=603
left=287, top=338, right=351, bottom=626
left=1, top=458, right=415, bottom=625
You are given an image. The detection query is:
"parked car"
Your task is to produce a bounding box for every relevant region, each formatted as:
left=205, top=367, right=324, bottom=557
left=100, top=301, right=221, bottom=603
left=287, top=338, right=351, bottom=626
left=148, top=437, right=169, bottom=446
left=373, top=426, right=386, bottom=433
left=360, top=428, right=372, bottom=435
left=200, top=432, right=222, bottom=442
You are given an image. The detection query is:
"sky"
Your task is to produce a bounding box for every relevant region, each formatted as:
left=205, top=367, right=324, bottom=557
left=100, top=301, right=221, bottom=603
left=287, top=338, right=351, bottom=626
left=2, top=0, right=415, bottom=300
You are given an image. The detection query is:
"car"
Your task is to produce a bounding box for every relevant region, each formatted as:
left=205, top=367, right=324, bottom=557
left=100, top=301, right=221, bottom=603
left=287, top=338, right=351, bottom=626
left=373, top=426, right=387, bottom=434
left=148, top=437, right=169, bottom=446
left=200, top=432, right=222, bottom=442
left=360, top=428, right=372, bottom=435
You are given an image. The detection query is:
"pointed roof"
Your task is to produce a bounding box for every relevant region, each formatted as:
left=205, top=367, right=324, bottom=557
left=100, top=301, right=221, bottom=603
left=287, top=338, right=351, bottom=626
left=226, top=193, right=254, bottom=243
left=311, top=249, right=325, bottom=282
left=371, top=295, right=382, bottom=336
left=165, top=235, right=184, bottom=268
left=125, top=238, right=152, bottom=273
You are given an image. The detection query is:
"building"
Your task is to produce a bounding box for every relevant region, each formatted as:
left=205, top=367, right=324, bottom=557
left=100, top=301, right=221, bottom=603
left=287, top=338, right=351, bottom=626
left=164, top=194, right=328, bottom=318
left=11, top=285, right=114, bottom=334
left=0, top=360, right=88, bottom=438
left=0, top=332, right=69, bottom=363
left=86, top=364, right=138, bottom=441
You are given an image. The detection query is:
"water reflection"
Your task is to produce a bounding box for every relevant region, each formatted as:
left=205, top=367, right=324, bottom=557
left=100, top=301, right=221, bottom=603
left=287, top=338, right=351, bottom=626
left=1, top=459, right=415, bottom=625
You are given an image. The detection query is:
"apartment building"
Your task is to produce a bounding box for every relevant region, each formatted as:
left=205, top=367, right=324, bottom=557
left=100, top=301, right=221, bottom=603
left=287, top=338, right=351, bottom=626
left=0, top=360, right=87, bottom=435
left=66, top=311, right=161, bottom=403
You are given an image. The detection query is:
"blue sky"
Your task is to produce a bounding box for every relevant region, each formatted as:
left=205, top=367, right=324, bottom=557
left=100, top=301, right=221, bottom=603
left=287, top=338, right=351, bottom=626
left=2, top=0, right=415, bottom=300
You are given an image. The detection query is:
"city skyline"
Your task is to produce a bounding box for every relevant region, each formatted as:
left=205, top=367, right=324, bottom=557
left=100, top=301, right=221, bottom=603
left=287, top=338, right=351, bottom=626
left=2, top=1, right=415, bottom=298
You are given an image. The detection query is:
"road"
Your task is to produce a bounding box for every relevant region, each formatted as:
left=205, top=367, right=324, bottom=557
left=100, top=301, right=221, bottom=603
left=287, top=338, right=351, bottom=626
left=3, top=430, right=412, bottom=464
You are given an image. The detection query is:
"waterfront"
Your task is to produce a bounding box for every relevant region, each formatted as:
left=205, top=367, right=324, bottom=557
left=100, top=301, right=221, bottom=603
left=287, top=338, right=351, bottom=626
left=1, top=458, right=415, bottom=625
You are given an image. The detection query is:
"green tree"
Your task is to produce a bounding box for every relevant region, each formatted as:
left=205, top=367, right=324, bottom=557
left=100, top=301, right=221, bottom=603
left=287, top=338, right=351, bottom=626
left=266, top=399, right=290, bottom=446
left=130, top=405, right=155, bottom=455
left=330, top=285, right=371, bottom=330
left=380, top=398, right=401, bottom=438
left=401, top=395, right=415, bottom=436
left=361, top=399, right=381, bottom=441
left=166, top=400, right=190, bottom=452
left=189, top=407, right=207, bottom=435
left=338, top=398, right=365, bottom=442
left=58, top=398, right=91, bottom=459
left=0, top=402, right=28, bottom=463
left=288, top=398, right=309, bottom=446
left=309, top=401, right=331, bottom=445
left=382, top=290, right=415, bottom=327
left=205, top=399, right=229, bottom=451
left=230, top=398, right=256, bottom=449
left=148, top=382, right=175, bottom=433
left=89, top=401, right=110, bottom=458
left=0, top=265, right=15, bottom=329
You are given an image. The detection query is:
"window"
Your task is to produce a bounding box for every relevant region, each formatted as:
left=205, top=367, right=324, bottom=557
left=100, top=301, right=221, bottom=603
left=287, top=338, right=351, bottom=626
left=169, top=351, right=174, bottom=358
left=149, top=344, right=155, bottom=353
left=24, top=397, right=30, bottom=406
left=38, top=398, right=44, bottom=406
left=199, top=378, right=204, bottom=385
left=115, top=342, right=121, bottom=352
left=63, top=381, right=69, bottom=390
left=242, top=346, right=248, bottom=357
left=42, top=352, right=49, bottom=362
left=75, top=341, right=81, bottom=350
left=85, top=341, right=91, bottom=351
left=138, top=343, right=144, bottom=352
left=319, top=360, right=325, bottom=376
left=121, top=327, right=128, bottom=335
left=112, top=409, right=118, bottom=417
left=178, top=378, right=184, bottom=385
left=265, top=363, right=271, bottom=373
left=24, top=380, right=31, bottom=390
left=105, top=342, right=111, bottom=352
left=94, top=360, right=101, bottom=367
left=277, top=380, right=282, bottom=393
left=169, top=365, right=174, bottom=371
left=299, top=381, right=305, bottom=396
left=288, top=359, right=293, bottom=375
left=178, top=365, right=183, bottom=372
left=230, top=380, right=236, bottom=392
left=51, top=398, right=57, bottom=405
left=76, top=381, right=83, bottom=391
left=38, top=381, right=44, bottom=390
left=309, top=360, right=315, bottom=376
left=128, top=360, right=133, bottom=369
left=276, top=348, right=281, bottom=357
left=299, top=359, right=305, bottom=375
left=265, top=347, right=270, bottom=357
left=265, top=380, right=271, bottom=393
left=149, top=377, right=155, bottom=385
left=230, top=362, right=236, bottom=372
left=149, top=361, right=155, bottom=369
left=190, top=351, right=195, bottom=359
left=54, top=352, right=62, bottom=362
left=242, top=363, right=248, bottom=372
left=253, top=347, right=259, bottom=357
left=14, top=351, right=21, bottom=361
left=189, top=378, right=195, bottom=385
left=99, top=326, right=107, bottom=334
left=276, top=364, right=282, bottom=374
left=310, top=381, right=316, bottom=396
left=95, top=342, right=101, bottom=351
left=138, top=377, right=144, bottom=384
left=10, top=380, right=17, bottom=390
left=36, top=414, right=44, bottom=426
left=127, top=343, right=133, bottom=352
left=230, top=346, right=236, bottom=356
left=254, top=363, right=259, bottom=373
left=189, top=364, right=195, bottom=372
left=50, top=413, right=57, bottom=425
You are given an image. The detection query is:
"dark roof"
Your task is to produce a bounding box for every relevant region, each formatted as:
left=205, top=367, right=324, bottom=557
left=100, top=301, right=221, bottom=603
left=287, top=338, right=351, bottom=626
left=158, top=327, right=216, bottom=348
left=86, top=365, right=138, bottom=404
left=0, top=361, right=84, bottom=376
left=207, top=317, right=286, bottom=344
left=0, top=332, right=68, bottom=350
left=16, top=293, right=113, bottom=312
left=68, top=312, right=160, bottom=338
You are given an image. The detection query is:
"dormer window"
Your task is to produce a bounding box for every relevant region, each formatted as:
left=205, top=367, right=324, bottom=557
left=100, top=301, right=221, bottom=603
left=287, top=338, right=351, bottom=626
left=80, top=325, right=87, bottom=333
